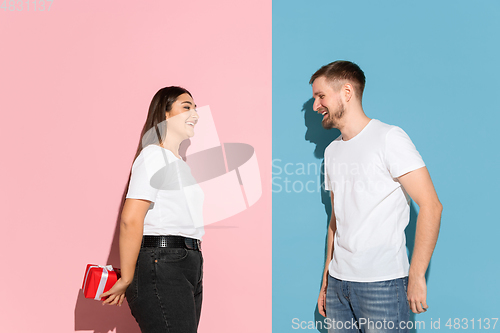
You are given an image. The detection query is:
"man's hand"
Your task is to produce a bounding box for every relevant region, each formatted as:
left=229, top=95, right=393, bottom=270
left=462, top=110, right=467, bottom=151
left=318, top=283, right=328, bottom=317
left=100, top=278, right=130, bottom=307
left=318, top=192, right=335, bottom=318
left=407, top=274, right=428, bottom=314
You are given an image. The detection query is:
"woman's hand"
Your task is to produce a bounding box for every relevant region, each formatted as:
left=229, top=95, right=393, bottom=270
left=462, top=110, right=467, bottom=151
left=100, top=278, right=130, bottom=306
left=101, top=198, right=150, bottom=307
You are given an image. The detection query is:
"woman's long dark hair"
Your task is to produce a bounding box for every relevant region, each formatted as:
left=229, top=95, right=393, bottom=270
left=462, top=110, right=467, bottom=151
left=107, top=86, right=192, bottom=268
left=132, top=86, right=192, bottom=161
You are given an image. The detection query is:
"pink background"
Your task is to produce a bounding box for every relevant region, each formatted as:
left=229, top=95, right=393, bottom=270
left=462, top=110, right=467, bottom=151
left=0, top=1, right=271, bottom=332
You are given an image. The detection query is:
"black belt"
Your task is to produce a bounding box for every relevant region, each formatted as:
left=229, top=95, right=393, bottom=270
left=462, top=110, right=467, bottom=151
left=141, top=235, right=201, bottom=251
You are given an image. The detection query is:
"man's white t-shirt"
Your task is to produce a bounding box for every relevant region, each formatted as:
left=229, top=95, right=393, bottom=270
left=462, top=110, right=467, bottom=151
left=126, top=144, right=205, bottom=240
left=324, top=119, right=425, bottom=282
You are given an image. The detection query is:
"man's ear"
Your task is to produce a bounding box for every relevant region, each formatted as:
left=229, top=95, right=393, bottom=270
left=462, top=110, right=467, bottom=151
left=342, top=83, right=354, bottom=103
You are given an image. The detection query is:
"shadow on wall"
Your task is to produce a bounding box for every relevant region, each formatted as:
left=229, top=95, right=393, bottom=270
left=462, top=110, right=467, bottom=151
left=302, top=98, right=340, bottom=333
left=302, top=98, right=431, bottom=333
left=74, top=135, right=160, bottom=332
left=74, top=182, right=141, bottom=333
left=73, top=137, right=194, bottom=332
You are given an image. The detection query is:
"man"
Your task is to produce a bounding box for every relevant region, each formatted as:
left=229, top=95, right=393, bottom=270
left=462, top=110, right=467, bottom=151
left=311, top=61, right=442, bottom=332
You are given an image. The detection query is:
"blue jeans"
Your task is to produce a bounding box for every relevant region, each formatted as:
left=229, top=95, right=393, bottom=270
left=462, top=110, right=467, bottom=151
left=326, top=275, right=410, bottom=333
left=125, top=247, right=203, bottom=333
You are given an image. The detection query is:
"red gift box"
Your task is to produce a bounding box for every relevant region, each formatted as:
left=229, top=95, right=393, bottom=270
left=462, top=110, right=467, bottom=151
left=82, top=264, right=119, bottom=301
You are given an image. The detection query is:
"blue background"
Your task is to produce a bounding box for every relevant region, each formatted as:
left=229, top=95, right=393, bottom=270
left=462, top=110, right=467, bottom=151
left=272, top=1, right=500, bottom=332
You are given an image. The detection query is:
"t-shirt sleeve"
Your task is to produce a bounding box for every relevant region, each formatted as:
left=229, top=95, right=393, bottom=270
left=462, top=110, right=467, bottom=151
left=384, top=126, right=426, bottom=178
left=126, top=147, right=165, bottom=202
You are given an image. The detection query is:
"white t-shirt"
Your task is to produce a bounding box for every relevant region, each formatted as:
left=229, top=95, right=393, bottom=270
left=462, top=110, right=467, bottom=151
left=126, top=144, right=205, bottom=240
left=324, top=119, right=425, bottom=282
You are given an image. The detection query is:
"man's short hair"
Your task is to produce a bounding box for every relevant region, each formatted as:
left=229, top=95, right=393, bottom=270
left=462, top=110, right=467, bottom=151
left=309, top=60, right=366, bottom=99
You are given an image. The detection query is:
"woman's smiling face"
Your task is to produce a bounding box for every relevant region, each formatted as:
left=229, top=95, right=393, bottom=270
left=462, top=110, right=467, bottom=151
left=166, top=93, right=199, bottom=139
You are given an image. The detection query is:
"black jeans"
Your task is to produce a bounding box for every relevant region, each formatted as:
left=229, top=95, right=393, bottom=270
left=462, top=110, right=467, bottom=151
left=126, top=247, right=203, bottom=333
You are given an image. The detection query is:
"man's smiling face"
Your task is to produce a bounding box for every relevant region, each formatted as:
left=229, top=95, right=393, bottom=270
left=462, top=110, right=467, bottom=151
left=312, top=76, right=345, bottom=130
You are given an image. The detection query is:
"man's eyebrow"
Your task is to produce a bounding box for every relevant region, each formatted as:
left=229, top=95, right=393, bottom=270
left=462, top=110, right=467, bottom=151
left=313, top=91, right=323, bottom=96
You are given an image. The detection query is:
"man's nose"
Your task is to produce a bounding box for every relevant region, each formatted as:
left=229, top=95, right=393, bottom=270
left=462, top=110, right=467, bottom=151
left=313, top=99, right=321, bottom=112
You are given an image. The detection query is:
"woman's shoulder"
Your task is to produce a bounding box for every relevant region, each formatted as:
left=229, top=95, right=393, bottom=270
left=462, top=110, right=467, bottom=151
left=142, top=144, right=163, bottom=151
left=132, top=145, right=164, bottom=166
left=139, top=145, right=182, bottom=166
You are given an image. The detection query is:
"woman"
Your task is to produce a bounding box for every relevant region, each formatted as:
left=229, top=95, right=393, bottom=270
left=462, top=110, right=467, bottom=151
left=101, top=86, right=204, bottom=333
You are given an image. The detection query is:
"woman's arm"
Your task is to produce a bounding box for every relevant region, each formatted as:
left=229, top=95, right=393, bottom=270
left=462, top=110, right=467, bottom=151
left=101, top=198, right=151, bottom=306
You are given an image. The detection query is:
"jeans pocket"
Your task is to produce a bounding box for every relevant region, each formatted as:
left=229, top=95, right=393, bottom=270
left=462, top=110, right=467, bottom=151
left=157, top=248, right=189, bottom=263
left=198, top=253, right=203, bottom=283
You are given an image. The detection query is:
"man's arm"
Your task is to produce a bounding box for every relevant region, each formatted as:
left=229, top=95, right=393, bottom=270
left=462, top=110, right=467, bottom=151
left=318, top=191, right=336, bottom=317
left=398, top=166, right=443, bottom=314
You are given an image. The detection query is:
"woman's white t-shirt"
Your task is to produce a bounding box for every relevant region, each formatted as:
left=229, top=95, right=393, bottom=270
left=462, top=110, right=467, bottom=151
left=125, top=144, right=205, bottom=240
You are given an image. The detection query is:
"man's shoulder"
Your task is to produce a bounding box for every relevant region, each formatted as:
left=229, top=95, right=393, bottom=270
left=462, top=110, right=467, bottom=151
left=369, top=119, right=410, bottom=145
left=371, top=120, right=417, bottom=146
left=370, top=119, right=399, bottom=133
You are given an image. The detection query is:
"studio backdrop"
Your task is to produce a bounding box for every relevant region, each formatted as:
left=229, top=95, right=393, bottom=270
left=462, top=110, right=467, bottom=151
left=0, top=1, right=271, bottom=332
left=272, top=1, right=500, bottom=332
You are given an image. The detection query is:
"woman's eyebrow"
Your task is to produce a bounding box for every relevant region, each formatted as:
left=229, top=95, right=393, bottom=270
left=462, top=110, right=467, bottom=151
left=181, top=101, right=197, bottom=108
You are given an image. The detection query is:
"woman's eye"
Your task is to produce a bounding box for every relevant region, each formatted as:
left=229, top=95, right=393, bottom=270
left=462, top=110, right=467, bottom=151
left=184, top=106, right=190, bottom=110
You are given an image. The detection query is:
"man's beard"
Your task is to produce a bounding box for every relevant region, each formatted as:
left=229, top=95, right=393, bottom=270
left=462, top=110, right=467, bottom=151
left=322, top=100, right=345, bottom=130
